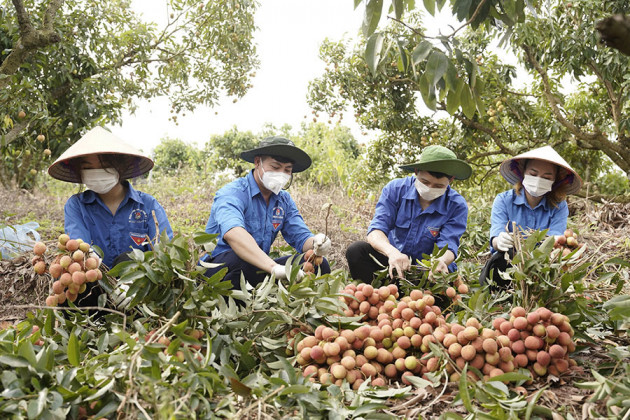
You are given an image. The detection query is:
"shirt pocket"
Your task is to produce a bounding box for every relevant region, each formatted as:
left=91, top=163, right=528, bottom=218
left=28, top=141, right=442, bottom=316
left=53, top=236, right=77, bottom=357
left=394, top=212, right=411, bottom=239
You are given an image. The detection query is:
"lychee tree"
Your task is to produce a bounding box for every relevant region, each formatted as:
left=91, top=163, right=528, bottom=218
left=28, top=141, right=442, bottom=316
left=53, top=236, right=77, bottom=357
left=309, top=0, right=630, bottom=191
left=0, top=0, right=259, bottom=187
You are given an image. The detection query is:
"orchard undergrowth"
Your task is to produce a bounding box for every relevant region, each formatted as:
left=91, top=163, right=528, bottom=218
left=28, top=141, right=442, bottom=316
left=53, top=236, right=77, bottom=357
left=0, top=222, right=628, bottom=419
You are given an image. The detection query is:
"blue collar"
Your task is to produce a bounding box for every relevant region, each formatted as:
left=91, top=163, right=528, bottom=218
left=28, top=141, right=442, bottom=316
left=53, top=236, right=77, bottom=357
left=247, top=170, right=263, bottom=198
left=513, top=189, right=549, bottom=210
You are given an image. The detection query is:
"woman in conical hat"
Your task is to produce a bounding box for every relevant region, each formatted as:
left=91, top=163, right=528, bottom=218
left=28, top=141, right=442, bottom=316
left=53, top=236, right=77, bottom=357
left=480, top=145, right=582, bottom=289
left=48, top=126, right=173, bottom=308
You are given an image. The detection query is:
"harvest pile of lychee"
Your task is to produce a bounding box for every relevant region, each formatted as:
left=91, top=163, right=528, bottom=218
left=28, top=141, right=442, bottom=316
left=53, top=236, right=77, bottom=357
left=553, top=228, right=584, bottom=257
left=31, top=234, right=103, bottom=306
left=290, top=282, right=577, bottom=389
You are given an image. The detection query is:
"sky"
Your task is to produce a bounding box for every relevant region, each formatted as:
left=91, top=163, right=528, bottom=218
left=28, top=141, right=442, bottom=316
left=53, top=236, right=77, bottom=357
left=110, top=0, right=366, bottom=154
left=108, top=1, right=464, bottom=155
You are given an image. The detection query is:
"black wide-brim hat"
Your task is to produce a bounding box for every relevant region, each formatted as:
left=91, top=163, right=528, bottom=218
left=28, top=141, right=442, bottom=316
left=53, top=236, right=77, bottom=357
left=240, top=136, right=312, bottom=173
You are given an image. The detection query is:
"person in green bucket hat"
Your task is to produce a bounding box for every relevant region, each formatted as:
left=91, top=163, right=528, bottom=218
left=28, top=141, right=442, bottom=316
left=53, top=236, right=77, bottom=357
left=346, top=145, right=472, bottom=284
left=202, top=136, right=332, bottom=290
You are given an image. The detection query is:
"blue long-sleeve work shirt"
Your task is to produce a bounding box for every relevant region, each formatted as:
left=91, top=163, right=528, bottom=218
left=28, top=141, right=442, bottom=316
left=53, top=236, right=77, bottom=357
left=368, top=175, right=469, bottom=271
left=205, top=171, right=313, bottom=257
left=489, top=189, right=569, bottom=252
left=64, top=181, right=173, bottom=268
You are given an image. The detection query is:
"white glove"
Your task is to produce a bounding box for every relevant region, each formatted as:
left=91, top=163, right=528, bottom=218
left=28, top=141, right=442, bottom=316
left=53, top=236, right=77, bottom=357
left=271, top=264, right=305, bottom=281
left=88, top=248, right=102, bottom=266
left=111, top=283, right=131, bottom=310
left=496, top=232, right=514, bottom=252
left=312, top=233, right=332, bottom=257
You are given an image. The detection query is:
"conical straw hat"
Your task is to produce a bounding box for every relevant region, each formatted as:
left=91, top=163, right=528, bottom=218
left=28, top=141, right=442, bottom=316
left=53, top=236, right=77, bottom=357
left=499, top=145, right=582, bottom=195
left=48, top=126, right=154, bottom=183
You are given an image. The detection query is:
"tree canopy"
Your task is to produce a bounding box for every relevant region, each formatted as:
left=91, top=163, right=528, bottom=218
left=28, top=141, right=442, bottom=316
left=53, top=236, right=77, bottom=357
left=0, top=0, right=259, bottom=187
left=309, top=0, right=630, bottom=193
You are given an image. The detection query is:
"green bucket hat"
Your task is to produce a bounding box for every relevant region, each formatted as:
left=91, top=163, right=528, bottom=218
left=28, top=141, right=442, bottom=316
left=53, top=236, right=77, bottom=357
left=240, top=136, right=312, bottom=173
left=399, top=145, right=472, bottom=180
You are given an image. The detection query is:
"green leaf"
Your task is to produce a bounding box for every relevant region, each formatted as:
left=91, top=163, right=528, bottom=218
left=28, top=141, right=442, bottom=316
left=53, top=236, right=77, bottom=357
left=397, top=39, right=409, bottom=72
left=18, top=340, right=37, bottom=366
left=459, top=365, right=473, bottom=412
left=446, top=79, right=463, bottom=114
left=392, top=0, right=404, bottom=19
left=404, top=375, right=433, bottom=388
left=352, top=402, right=389, bottom=415
left=279, top=385, right=312, bottom=395
left=27, top=389, right=47, bottom=419
left=412, top=40, right=432, bottom=66
left=442, top=413, right=464, bottom=420
left=67, top=331, right=80, bottom=367
left=362, top=0, right=383, bottom=37
left=0, top=355, right=30, bottom=368
left=487, top=372, right=531, bottom=383
left=92, top=401, right=119, bottom=419
left=525, top=385, right=547, bottom=420
left=85, top=378, right=115, bottom=401
left=365, top=32, right=384, bottom=77
left=460, top=84, right=476, bottom=118
left=423, top=0, right=435, bottom=16
left=425, top=51, right=449, bottom=86
left=193, top=232, right=218, bottom=245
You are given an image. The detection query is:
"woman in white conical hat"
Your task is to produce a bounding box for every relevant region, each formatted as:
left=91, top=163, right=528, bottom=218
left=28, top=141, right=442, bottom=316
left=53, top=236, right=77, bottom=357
left=48, top=126, right=173, bottom=308
left=480, top=145, right=582, bottom=289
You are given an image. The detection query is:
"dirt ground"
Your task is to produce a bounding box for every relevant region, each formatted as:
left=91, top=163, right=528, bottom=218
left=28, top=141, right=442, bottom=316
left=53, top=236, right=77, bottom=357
left=1, top=186, right=629, bottom=418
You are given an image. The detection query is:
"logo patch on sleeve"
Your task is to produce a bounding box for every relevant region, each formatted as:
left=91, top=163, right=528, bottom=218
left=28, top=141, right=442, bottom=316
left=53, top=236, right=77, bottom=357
left=271, top=206, right=285, bottom=230
left=130, top=232, right=147, bottom=246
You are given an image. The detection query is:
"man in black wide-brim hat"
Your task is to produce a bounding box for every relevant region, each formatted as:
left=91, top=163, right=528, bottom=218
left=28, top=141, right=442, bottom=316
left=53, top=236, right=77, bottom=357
left=202, top=136, right=332, bottom=289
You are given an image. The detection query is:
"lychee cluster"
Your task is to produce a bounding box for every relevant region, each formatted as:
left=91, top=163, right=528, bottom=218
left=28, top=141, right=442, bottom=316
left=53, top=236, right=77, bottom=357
left=303, top=249, right=324, bottom=274
left=338, top=280, right=467, bottom=319
left=291, top=282, right=577, bottom=389
left=31, top=234, right=102, bottom=306
left=553, top=228, right=585, bottom=257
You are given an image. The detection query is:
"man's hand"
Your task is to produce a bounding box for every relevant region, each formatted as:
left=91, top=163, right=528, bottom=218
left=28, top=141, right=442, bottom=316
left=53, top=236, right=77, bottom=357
left=312, top=233, right=332, bottom=257
left=271, top=264, right=305, bottom=281
left=434, top=260, right=449, bottom=274
left=496, top=232, right=514, bottom=252
left=428, top=259, right=449, bottom=281
left=387, top=250, right=410, bottom=279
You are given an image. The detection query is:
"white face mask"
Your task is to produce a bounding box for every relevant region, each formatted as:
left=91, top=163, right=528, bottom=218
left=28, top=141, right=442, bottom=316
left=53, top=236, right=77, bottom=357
left=259, top=166, right=291, bottom=195
left=81, top=168, right=120, bottom=194
left=415, top=178, right=447, bottom=201
left=522, top=174, right=554, bottom=197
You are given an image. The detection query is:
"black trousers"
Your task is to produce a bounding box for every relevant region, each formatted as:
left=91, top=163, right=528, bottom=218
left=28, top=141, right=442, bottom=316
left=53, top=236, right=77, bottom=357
left=345, top=240, right=450, bottom=308
left=479, top=250, right=513, bottom=290
left=345, top=241, right=390, bottom=284
left=204, top=250, right=331, bottom=290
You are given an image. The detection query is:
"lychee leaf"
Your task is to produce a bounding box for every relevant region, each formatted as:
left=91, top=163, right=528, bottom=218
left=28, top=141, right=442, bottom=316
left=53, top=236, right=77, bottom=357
left=67, top=332, right=80, bottom=367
